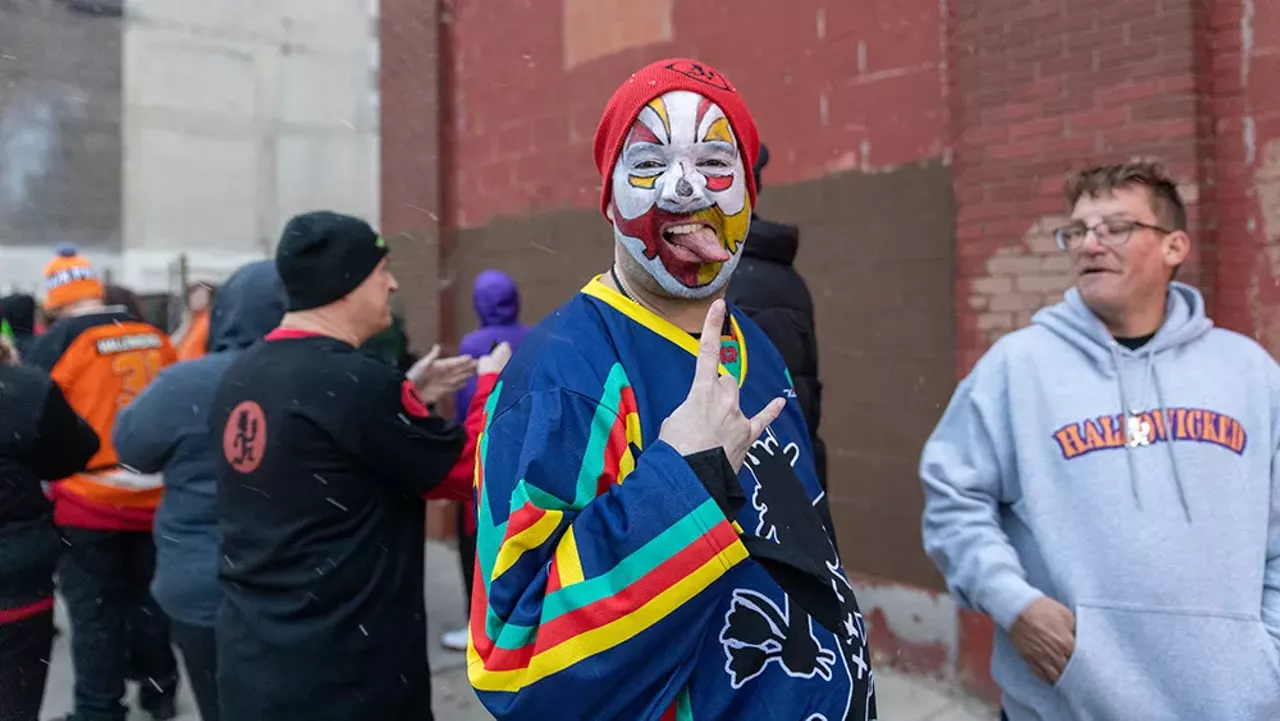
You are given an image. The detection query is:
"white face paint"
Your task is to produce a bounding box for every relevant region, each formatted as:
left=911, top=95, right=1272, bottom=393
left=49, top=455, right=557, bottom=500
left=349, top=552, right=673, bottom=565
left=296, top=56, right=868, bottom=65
left=608, top=90, right=752, bottom=299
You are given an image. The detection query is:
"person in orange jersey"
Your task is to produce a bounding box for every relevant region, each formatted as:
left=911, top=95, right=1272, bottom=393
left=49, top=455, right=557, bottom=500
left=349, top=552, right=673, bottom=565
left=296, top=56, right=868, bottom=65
left=26, top=243, right=181, bottom=721
left=173, top=281, right=215, bottom=361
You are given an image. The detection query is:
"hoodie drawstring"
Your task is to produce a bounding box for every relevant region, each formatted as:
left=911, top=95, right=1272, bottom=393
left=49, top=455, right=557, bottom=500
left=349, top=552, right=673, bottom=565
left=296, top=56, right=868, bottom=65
left=1110, top=344, right=1145, bottom=510
left=1109, top=344, right=1192, bottom=522
left=1151, top=370, right=1193, bottom=522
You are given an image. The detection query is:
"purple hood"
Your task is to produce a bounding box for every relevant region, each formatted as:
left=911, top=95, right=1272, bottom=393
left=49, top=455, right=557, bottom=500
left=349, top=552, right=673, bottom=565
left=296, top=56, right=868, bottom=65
left=460, top=270, right=528, bottom=353
left=474, top=269, right=520, bottom=327
left=455, top=270, right=529, bottom=421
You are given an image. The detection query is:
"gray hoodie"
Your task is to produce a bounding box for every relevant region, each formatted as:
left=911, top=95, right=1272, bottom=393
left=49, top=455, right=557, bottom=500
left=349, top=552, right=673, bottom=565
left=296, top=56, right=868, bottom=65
left=114, top=260, right=286, bottom=627
left=921, top=282, right=1280, bottom=720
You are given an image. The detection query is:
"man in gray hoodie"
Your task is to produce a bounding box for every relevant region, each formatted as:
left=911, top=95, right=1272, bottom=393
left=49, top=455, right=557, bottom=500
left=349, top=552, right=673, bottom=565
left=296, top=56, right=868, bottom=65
left=921, top=160, right=1280, bottom=719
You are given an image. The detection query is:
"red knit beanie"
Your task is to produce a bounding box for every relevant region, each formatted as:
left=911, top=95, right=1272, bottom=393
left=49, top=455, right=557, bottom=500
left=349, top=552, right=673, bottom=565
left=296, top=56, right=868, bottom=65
left=593, top=58, right=760, bottom=219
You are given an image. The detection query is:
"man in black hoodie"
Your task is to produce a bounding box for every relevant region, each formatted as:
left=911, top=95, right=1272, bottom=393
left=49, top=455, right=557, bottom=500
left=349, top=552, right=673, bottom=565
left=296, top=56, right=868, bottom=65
left=114, top=260, right=288, bottom=721
left=726, top=143, right=830, bottom=495
left=0, top=333, right=100, bottom=721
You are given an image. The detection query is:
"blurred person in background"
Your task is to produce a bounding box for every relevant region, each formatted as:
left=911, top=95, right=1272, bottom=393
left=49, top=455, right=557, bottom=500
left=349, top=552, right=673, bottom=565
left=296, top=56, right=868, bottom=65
left=1, top=293, right=41, bottom=359
left=27, top=244, right=181, bottom=721
left=103, top=284, right=148, bottom=325
left=361, top=310, right=420, bottom=374
left=921, top=161, right=1280, bottom=720
left=0, top=332, right=100, bottom=721
left=172, top=281, right=215, bottom=362
left=209, top=211, right=504, bottom=721
left=113, top=260, right=288, bottom=721
left=725, top=142, right=829, bottom=497
left=439, top=269, right=529, bottom=652
left=89, top=282, right=173, bottom=693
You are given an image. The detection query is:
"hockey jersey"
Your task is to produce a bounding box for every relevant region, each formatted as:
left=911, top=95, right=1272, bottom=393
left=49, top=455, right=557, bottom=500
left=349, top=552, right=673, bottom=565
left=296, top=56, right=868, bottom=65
left=27, top=306, right=176, bottom=530
left=469, top=276, right=877, bottom=720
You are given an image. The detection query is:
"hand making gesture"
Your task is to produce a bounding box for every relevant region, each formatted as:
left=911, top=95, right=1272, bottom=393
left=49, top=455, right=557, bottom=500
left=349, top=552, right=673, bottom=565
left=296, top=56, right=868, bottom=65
left=658, top=300, right=786, bottom=471
left=406, top=344, right=477, bottom=406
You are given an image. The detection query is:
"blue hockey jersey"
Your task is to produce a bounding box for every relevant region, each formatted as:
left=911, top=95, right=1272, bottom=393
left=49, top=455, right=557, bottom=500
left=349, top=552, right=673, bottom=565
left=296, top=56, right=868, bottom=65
left=468, top=275, right=877, bottom=720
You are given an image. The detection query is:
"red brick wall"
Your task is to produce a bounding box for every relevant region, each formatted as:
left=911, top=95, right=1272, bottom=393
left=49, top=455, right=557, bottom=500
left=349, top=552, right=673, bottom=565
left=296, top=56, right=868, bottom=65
left=438, top=0, right=1280, bottom=362
left=382, top=0, right=1280, bottom=697
left=1213, top=0, right=1280, bottom=349
left=951, top=0, right=1211, bottom=376
left=446, top=0, right=948, bottom=229
left=952, top=0, right=1280, bottom=370
left=428, top=0, right=953, bottom=550
left=380, top=0, right=444, bottom=350
left=380, top=0, right=453, bottom=538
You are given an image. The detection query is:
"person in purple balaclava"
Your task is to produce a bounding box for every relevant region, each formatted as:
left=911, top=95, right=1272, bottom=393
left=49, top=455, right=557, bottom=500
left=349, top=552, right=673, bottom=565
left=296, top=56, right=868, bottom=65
left=440, top=269, right=529, bottom=652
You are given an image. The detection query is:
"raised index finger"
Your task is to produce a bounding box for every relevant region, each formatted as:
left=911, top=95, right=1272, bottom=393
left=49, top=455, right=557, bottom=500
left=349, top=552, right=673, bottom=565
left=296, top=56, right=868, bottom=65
left=693, top=299, right=726, bottom=383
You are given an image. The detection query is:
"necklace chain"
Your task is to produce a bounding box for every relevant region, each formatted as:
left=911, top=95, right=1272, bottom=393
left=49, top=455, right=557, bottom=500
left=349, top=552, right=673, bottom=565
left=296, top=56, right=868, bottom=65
left=608, top=265, right=734, bottom=340
left=610, top=265, right=663, bottom=316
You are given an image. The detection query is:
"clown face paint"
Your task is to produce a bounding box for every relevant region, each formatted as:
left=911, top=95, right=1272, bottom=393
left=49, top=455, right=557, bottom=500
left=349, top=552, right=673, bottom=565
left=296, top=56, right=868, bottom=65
left=610, top=90, right=751, bottom=299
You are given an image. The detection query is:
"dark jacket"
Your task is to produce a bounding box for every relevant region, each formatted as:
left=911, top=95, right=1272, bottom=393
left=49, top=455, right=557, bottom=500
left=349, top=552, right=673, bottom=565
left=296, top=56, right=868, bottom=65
left=455, top=270, right=529, bottom=422
left=362, top=312, right=419, bottom=375
left=210, top=328, right=465, bottom=721
left=726, top=216, right=828, bottom=490
left=1, top=294, right=39, bottom=359
left=113, top=260, right=287, bottom=627
left=0, top=363, right=99, bottom=616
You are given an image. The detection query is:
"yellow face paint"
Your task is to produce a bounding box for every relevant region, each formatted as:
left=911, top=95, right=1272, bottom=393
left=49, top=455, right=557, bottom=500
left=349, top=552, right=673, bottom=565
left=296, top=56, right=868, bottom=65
left=628, top=175, right=658, bottom=189
left=704, top=117, right=733, bottom=144
left=646, top=97, right=671, bottom=139
left=681, top=197, right=751, bottom=255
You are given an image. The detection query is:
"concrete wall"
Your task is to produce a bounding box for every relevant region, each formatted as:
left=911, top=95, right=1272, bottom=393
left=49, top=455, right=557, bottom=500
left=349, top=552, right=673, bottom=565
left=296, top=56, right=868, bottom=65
left=0, top=0, right=381, bottom=296
left=379, top=0, right=1280, bottom=703
left=0, top=0, right=123, bottom=295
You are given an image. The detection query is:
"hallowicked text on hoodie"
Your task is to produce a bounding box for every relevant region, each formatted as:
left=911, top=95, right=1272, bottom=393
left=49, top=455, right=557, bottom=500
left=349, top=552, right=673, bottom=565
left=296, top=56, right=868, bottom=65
left=921, top=282, right=1280, bottom=720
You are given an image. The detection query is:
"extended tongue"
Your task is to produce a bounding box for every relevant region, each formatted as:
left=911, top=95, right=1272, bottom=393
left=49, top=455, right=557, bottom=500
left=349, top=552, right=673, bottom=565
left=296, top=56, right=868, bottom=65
left=675, top=227, right=730, bottom=262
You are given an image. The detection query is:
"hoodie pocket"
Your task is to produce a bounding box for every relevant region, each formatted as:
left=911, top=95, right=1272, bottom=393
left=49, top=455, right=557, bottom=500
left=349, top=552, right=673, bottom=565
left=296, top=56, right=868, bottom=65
left=1055, top=603, right=1280, bottom=720
left=1050, top=605, right=1087, bottom=693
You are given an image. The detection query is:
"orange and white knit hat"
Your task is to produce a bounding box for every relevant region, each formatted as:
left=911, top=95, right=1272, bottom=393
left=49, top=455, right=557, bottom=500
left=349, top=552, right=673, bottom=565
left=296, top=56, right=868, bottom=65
left=44, top=243, right=104, bottom=311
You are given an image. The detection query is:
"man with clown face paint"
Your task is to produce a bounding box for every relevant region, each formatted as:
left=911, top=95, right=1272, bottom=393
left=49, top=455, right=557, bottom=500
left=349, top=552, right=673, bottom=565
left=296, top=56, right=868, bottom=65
left=469, top=59, right=876, bottom=721
left=608, top=88, right=753, bottom=298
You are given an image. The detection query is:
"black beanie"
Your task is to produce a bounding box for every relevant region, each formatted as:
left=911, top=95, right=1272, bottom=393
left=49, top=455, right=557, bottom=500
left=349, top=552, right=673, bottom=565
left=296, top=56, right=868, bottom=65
left=275, top=211, right=387, bottom=312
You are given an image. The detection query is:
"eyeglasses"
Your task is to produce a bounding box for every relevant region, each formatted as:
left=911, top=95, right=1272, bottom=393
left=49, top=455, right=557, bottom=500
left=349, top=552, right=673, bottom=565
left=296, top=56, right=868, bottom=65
left=1054, top=219, right=1172, bottom=252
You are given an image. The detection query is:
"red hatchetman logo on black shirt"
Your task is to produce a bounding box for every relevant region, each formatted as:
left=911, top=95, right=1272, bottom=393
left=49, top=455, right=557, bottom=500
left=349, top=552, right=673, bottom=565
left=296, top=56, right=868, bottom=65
left=223, top=401, right=267, bottom=473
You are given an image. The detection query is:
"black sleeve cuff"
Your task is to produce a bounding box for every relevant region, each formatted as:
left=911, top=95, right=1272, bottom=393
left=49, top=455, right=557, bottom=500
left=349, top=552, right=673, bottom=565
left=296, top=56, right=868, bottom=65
left=682, top=448, right=745, bottom=522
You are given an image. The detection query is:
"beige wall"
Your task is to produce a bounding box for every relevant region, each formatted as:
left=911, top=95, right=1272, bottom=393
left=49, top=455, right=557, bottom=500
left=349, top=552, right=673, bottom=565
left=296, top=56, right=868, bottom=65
left=0, top=0, right=380, bottom=297
left=120, top=0, right=381, bottom=292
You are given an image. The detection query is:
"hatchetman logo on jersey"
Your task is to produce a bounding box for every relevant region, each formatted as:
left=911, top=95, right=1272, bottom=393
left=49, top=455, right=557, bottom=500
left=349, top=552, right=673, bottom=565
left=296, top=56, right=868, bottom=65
left=1053, top=406, right=1247, bottom=460
left=223, top=401, right=267, bottom=473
